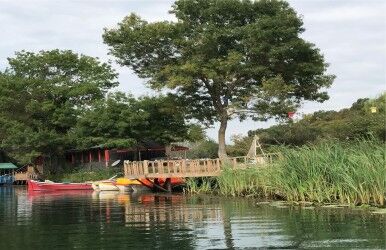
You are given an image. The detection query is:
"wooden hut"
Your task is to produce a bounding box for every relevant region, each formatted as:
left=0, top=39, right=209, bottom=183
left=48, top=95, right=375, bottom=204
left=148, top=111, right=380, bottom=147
left=0, top=163, right=17, bottom=185
left=65, top=141, right=189, bottom=169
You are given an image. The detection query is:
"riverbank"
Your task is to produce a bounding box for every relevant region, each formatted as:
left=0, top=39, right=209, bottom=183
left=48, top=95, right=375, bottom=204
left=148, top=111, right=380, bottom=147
left=185, top=139, right=385, bottom=207
left=46, top=168, right=122, bottom=183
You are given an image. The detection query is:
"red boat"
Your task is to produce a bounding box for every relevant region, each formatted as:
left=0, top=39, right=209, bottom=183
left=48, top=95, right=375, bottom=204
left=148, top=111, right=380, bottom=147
left=27, top=180, right=93, bottom=191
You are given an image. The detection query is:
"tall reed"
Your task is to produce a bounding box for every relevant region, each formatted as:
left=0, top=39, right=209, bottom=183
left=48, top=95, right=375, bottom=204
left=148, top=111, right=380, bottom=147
left=271, top=139, right=385, bottom=206
left=186, top=139, right=385, bottom=206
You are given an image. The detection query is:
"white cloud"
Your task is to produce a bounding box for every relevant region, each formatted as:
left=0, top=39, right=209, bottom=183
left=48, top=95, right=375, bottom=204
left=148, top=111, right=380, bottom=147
left=306, top=5, right=385, bottom=22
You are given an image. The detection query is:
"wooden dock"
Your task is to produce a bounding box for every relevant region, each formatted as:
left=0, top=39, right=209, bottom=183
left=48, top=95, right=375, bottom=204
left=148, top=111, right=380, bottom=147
left=14, top=165, right=42, bottom=184
left=124, top=154, right=278, bottom=179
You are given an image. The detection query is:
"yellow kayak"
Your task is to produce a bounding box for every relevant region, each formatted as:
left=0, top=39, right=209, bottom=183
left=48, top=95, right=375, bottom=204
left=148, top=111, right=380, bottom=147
left=115, top=178, right=141, bottom=185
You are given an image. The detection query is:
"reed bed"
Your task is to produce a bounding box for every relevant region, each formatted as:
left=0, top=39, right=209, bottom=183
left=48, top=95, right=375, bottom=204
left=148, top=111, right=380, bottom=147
left=186, top=139, right=386, bottom=207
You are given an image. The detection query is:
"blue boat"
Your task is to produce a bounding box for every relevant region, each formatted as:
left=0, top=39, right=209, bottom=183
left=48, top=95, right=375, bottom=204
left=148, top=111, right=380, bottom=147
left=0, top=163, right=17, bottom=185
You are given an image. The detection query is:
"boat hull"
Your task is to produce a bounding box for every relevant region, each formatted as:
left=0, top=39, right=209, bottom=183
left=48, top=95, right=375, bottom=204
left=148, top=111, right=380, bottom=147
left=27, top=180, right=93, bottom=191
left=116, top=184, right=133, bottom=193
left=115, top=177, right=186, bottom=192
left=98, top=182, right=119, bottom=191
left=92, top=181, right=119, bottom=191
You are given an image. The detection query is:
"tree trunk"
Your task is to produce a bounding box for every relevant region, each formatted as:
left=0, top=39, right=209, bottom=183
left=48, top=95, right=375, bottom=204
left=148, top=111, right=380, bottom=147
left=218, top=116, right=228, bottom=159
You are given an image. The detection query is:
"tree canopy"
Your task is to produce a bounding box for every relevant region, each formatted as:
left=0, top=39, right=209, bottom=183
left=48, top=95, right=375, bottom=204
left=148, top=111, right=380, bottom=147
left=72, top=92, right=201, bottom=149
left=227, top=93, right=386, bottom=156
left=103, top=0, right=334, bottom=157
left=0, top=50, right=118, bottom=164
left=0, top=50, right=204, bottom=165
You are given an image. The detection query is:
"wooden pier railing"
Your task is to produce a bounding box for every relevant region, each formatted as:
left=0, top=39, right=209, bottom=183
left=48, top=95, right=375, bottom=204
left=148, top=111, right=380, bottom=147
left=124, top=158, right=221, bottom=179
left=14, top=165, right=42, bottom=184
left=124, top=153, right=279, bottom=179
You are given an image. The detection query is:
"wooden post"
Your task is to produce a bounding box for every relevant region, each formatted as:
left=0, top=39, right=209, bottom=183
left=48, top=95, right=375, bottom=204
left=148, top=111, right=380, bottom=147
left=173, top=161, right=177, bottom=174
left=232, top=158, right=237, bottom=169
left=98, top=150, right=101, bottom=162
left=164, top=178, right=172, bottom=192
left=143, top=160, right=149, bottom=175
left=71, top=154, right=75, bottom=164
left=104, top=150, right=110, bottom=167
left=182, top=159, right=187, bottom=174
left=89, top=151, right=92, bottom=163
left=153, top=178, right=160, bottom=192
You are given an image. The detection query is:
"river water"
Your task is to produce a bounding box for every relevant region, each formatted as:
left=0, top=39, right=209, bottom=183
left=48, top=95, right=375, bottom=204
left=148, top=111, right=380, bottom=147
left=0, top=186, right=385, bottom=249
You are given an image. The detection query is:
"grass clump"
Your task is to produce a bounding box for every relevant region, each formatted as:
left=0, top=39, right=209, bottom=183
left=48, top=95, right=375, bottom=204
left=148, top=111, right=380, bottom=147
left=185, top=177, right=217, bottom=194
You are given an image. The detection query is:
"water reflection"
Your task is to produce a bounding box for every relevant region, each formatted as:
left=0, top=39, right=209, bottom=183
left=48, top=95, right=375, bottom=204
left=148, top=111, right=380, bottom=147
left=0, top=186, right=385, bottom=249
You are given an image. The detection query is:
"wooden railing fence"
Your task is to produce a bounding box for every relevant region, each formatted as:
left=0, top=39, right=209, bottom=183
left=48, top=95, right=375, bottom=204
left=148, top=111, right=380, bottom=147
left=124, top=153, right=280, bottom=179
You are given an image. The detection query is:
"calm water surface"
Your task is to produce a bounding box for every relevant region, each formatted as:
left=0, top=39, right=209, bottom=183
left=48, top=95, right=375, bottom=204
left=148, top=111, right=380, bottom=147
left=0, top=186, right=385, bottom=249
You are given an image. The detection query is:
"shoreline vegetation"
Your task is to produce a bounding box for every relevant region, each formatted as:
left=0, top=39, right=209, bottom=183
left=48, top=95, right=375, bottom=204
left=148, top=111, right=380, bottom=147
left=185, top=139, right=385, bottom=208
left=44, top=139, right=385, bottom=209
left=46, top=168, right=122, bottom=183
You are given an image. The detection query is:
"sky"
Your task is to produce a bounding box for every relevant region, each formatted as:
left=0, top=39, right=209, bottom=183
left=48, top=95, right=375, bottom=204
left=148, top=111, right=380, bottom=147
left=0, top=0, right=385, bottom=142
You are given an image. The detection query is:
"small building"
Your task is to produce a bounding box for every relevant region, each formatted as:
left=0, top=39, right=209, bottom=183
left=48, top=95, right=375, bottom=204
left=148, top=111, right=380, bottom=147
left=65, top=141, right=189, bottom=168
left=0, top=163, right=17, bottom=185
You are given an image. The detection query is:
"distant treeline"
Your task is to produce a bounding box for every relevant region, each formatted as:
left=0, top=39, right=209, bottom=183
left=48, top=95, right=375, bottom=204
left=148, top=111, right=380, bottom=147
left=227, top=93, right=385, bottom=156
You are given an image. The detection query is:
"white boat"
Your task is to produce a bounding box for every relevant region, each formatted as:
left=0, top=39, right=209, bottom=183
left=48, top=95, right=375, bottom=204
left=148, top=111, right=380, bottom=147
left=92, top=181, right=119, bottom=191
left=116, top=184, right=132, bottom=193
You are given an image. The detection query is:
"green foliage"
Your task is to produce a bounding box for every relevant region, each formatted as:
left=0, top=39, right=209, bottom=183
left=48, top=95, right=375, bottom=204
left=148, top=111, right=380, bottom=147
left=185, top=139, right=219, bottom=159
left=187, top=139, right=386, bottom=207
left=186, top=124, right=206, bottom=142
left=0, top=50, right=118, bottom=164
left=46, top=168, right=121, bottom=183
left=72, top=92, right=196, bottom=149
left=217, top=166, right=268, bottom=197
left=103, top=0, right=334, bottom=156
left=0, top=49, right=202, bottom=165
left=227, top=134, right=254, bottom=156
left=229, top=93, right=386, bottom=154
left=184, top=177, right=216, bottom=194
left=269, top=139, right=385, bottom=206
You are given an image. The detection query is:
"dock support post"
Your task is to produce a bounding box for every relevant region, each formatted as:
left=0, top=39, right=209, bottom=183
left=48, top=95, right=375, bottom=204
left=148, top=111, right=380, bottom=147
left=153, top=178, right=160, bottom=192
left=164, top=178, right=172, bottom=192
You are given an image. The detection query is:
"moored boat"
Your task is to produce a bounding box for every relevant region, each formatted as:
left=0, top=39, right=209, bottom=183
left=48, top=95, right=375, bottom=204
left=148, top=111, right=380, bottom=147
left=98, top=182, right=120, bottom=191
left=92, top=181, right=119, bottom=191
left=0, top=174, right=14, bottom=185
left=27, top=180, right=93, bottom=191
left=116, top=184, right=132, bottom=192
left=115, top=177, right=186, bottom=192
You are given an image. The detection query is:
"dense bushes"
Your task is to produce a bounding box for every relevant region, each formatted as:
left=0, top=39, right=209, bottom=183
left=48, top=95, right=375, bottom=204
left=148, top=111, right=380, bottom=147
left=185, top=139, right=219, bottom=159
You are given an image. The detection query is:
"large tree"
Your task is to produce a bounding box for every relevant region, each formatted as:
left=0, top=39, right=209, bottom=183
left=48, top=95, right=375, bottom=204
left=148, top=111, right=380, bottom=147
left=103, top=0, right=334, bottom=158
left=0, top=50, right=118, bottom=164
